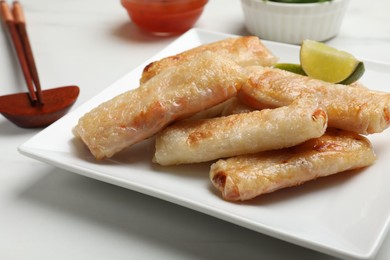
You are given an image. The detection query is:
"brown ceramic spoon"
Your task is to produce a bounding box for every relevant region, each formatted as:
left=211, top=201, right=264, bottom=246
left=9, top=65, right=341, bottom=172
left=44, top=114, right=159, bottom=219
left=0, top=86, right=79, bottom=128
left=0, top=1, right=79, bottom=128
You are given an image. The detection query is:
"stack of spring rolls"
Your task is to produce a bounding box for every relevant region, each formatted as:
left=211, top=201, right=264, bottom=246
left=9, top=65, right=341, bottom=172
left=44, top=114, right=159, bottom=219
left=74, top=36, right=390, bottom=201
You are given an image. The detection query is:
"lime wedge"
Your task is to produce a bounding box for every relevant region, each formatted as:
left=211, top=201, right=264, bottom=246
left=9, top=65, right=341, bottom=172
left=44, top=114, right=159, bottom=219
left=274, top=63, right=306, bottom=76
left=339, top=61, right=365, bottom=85
left=300, top=40, right=364, bottom=84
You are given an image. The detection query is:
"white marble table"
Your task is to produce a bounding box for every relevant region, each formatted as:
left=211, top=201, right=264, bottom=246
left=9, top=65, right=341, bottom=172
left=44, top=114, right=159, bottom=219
left=1, top=0, right=389, bottom=259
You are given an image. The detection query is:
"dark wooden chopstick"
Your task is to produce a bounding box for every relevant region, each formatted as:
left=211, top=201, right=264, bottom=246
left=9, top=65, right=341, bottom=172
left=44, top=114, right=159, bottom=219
left=12, top=1, right=43, bottom=104
left=0, top=1, right=43, bottom=105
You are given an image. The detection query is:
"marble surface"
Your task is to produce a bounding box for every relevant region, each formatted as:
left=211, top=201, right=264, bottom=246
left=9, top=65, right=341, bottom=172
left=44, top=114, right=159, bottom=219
left=1, top=0, right=389, bottom=259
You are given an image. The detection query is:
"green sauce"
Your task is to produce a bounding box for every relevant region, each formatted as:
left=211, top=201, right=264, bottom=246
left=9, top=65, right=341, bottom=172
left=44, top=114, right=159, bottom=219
left=267, top=0, right=332, bottom=3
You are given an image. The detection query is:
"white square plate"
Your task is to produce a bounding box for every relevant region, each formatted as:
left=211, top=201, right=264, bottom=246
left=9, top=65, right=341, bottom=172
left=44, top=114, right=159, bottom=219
left=19, top=28, right=390, bottom=260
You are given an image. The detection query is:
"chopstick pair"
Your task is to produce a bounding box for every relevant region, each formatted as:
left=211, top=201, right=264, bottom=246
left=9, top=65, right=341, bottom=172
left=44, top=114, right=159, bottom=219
left=0, top=1, right=43, bottom=105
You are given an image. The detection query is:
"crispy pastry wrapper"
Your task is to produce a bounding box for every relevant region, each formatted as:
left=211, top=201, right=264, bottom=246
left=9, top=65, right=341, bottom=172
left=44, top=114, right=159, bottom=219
left=141, top=36, right=278, bottom=84
left=74, top=52, right=247, bottom=159
left=186, top=97, right=254, bottom=121
left=239, top=67, right=390, bottom=134
left=220, top=97, right=255, bottom=116
left=210, top=129, right=376, bottom=201
left=153, top=99, right=327, bottom=165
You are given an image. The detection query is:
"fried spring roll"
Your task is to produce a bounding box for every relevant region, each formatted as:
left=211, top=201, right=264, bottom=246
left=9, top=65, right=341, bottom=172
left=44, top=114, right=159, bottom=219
left=153, top=99, right=327, bottom=165
left=74, top=52, right=247, bottom=160
left=141, top=36, right=278, bottom=84
left=239, top=67, right=390, bottom=134
left=210, top=129, right=376, bottom=201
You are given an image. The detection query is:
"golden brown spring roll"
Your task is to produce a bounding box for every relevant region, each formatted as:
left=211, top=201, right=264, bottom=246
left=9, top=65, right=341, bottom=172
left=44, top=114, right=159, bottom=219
left=74, top=52, right=247, bottom=160
left=153, top=99, right=327, bottom=165
left=238, top=67, right=390, bottom=134
left=210, top=129, right=376, bottom=201
left=141, top=36, right=278, bottom=84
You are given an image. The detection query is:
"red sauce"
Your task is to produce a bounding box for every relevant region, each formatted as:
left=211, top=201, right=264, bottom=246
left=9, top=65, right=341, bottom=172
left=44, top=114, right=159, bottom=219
left=121, top=0, right=208, bottom=34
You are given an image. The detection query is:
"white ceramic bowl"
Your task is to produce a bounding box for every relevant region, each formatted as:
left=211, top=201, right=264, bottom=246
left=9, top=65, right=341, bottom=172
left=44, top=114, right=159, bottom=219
left=241, top=0, right=350, bottom=44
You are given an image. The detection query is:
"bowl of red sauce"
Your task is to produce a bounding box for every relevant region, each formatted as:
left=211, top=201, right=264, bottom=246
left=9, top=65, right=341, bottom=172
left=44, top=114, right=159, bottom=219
left=121, top=0, right=208, bottom=35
